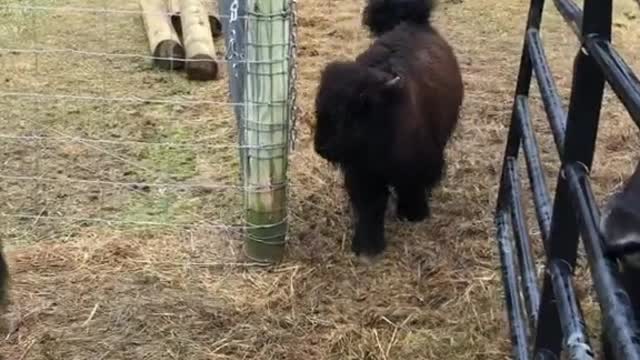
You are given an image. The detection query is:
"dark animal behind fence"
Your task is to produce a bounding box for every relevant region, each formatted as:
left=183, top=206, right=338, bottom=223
left=601, top=160, right=640, bottom=268
left=0, top=241, right=8, bottom=312
left=314, top=0, right=463, bottom=257
left=600, top=160, right=640, bottom=359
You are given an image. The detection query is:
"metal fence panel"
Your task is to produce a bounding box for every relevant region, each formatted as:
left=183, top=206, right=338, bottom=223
left=494, top=0, right=640, bottom=358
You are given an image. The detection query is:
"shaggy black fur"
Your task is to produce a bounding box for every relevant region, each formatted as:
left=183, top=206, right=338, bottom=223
left=600, top=160, right=640, bottom=359
left=601, top=161, right=640, bottom=266
left=362, top=0, right=435, bottom=36
left=314, top=0, right=463, bottom=256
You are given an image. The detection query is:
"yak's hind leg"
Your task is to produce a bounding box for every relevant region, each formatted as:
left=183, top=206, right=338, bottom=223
left=344, top=168, right=388, bottom=257
left=396, top=182, right=428, bottom=222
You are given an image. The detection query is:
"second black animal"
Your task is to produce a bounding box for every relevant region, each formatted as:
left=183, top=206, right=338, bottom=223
left=314, top=0, right=464, bottom=256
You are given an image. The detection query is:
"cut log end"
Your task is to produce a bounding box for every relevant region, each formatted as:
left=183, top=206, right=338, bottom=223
left=186, top=54, right=219, bottom=81
left=153, top=39, right=186, bottom=70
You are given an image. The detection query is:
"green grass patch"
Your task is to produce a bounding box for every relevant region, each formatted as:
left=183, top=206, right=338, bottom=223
left=122, top=127, right=202, bottom=226
left=121, top=192, right=202, bottom=226
left=139, top=127, right=198, bottom=182
left=0, top=0, right=52, bottom=48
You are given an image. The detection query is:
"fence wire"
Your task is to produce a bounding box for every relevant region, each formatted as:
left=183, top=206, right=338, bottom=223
left=0, top=0, right=297, bottom=253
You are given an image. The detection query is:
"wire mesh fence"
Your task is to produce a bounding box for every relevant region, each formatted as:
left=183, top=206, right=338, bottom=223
left=0, top=0, right=297, bottom=263
left=224, top=0, right=297, bottom=262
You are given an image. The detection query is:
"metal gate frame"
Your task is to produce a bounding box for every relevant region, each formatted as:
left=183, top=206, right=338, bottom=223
left=494, top=0, right=640, bottom=358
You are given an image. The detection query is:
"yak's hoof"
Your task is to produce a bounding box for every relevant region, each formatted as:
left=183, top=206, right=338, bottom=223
left=354, top=252, right=384, bottom=265
left=351, top=233, right=386, bottom=258
left=397, top=200, right=429, bottom=222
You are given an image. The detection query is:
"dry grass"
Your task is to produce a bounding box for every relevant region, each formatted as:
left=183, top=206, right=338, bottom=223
left=0, top=0, right=640, bottom=359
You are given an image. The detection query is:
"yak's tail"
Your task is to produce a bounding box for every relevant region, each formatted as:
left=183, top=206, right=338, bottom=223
left=362, top=0, right=436, bottom=36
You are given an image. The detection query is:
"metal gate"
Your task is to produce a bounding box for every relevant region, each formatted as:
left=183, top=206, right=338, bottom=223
left=494, top=0, right=640, bottom=358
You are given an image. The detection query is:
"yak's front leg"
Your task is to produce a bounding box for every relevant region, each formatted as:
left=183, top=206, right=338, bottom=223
left=344, top=168, right=388, bottom=257
left=395, top=182, right=429, bottom=222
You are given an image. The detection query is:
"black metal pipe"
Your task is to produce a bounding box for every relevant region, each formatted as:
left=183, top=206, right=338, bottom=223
left=582, top=0, right=612, bottom=41
left=565, top=164, right=640, bottom=360
left=585, top=38, right=640, bottom=129
left=496, top=0, right=547, bottom=209
left=495, top=1, right=557, bottom=356
left=496, top=207, right=531, bottom=360
left=551, top=0, right=640, bottom=131
left=506, top=156, right=541, bottom=326
left=515, top=96, right=553, bottom=243
left=548, top=259, right=594, bottom=359
left=561, top=54, right=605, bottom=169
left=534, top=46, right=605, bottom=358
left=533, top=175, right=578, bottom=358
left=496, top=0, right=548, bottom=197
left=526, top=30, right=566, bottom=153
left=495, top=1, right=549, bottom=354
left=552, top=0, right=583, bottom=37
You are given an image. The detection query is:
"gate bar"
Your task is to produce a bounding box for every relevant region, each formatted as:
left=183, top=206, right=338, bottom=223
left=515, top=95, right=553, bottom=242
left=549, top=259, right=594, bottom=359
left=553, top=0, right=582, bottom=36
left=506, top=156, right=540, bottom=326
left=552, top=0, right=640, bottom=128
left=496, top=200, right=530, bottom=360
left=565, top=164, right=640, bottom=360
left=496, top=0, right=640, bottom=357
left=586, top=40, right=640, bottom=126
left=526, top=30, right=566, bottom=153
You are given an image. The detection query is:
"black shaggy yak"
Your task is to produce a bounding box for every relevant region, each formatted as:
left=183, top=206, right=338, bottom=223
left=601, top=160, right=640, bottom=268
left=600, top=160, right=640, bottom=359
left=313, top=0, right=463, bottom=256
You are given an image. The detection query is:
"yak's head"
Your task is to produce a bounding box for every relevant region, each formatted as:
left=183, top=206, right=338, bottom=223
left=601, top=166, right=640, bottom=270
left=313, top=61, right=404, bottom=164
left=601, top=195, right=640, bottom=270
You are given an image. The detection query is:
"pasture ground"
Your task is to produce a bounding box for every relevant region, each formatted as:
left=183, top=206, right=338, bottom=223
left=1, top=0, right=640, bottom=359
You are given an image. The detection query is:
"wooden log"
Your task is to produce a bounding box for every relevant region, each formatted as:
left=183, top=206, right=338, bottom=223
left=168, top=0, right=223, bottom=39
left=179, top=0, right=219, bottom=80
left=139, top=0, right=185, bottom=70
